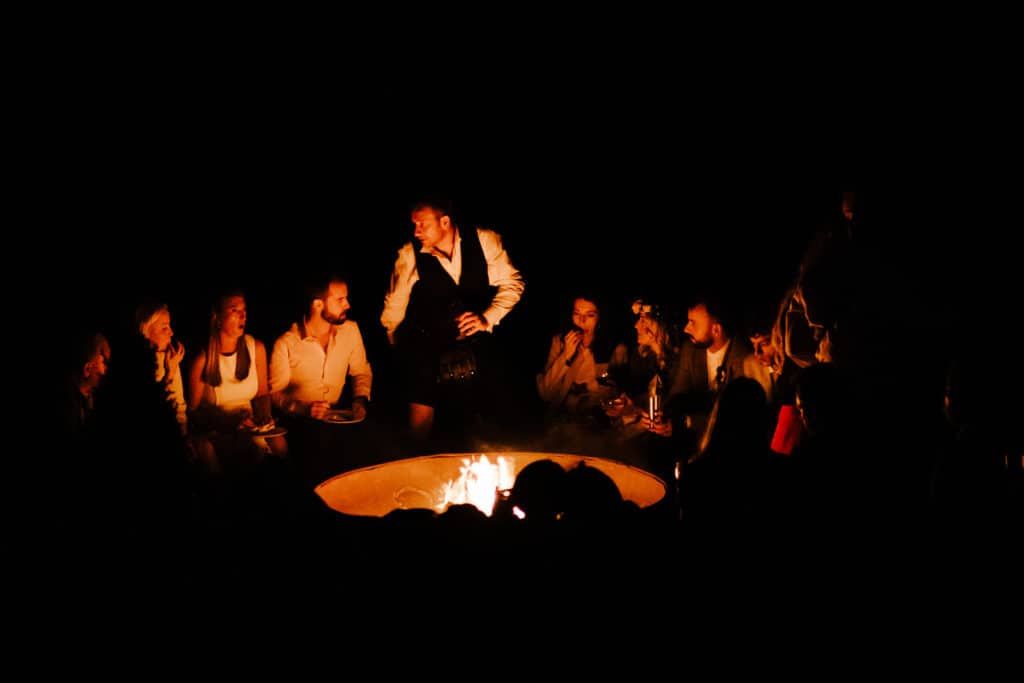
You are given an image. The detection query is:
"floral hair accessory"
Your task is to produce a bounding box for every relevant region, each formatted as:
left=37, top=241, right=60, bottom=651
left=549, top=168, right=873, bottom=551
left=631, top=298, right=657, bottom=317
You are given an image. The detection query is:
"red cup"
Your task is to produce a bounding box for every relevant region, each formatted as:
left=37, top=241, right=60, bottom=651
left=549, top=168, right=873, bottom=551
left=770, top=404, right=803, bottom=455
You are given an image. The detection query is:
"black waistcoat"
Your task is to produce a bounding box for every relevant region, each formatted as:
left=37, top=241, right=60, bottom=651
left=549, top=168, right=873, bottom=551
left=400, top=226, right=496, bottom=345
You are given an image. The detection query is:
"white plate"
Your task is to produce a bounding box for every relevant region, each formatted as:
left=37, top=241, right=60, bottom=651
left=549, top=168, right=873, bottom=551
left=242, top=425, right=288, bottom=437
left=324, top=409, right=364, bottom=425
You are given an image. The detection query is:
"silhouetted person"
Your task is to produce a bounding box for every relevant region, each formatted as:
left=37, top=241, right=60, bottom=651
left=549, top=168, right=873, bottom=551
left=60, top=330, right=111, bottom=441
left=561, top=461, right=625, bottom=528
left=507, top=459, right=569, bottom=525
left=678, top=377, right=786, bottom=536
left=931, top=355, right=1023, bottom=531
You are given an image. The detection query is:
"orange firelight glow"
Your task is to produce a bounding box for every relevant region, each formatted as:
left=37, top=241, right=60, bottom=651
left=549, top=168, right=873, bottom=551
left=315, top=452, right=667, bottom=518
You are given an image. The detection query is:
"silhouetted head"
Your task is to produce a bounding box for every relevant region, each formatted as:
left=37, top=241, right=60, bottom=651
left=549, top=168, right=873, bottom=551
left=795, top=362, right=849, bottom=437
left=698, top=377, right=769, bottom=456
left=562, top=462, right=623, bottom=525
left=508, top=459, right=568, bottom=522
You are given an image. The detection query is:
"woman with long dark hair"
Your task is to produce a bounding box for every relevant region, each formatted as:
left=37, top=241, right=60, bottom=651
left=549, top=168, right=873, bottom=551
left=536, top=292, right=627, bottom=423
left=187, top=289, right=287, bottom=475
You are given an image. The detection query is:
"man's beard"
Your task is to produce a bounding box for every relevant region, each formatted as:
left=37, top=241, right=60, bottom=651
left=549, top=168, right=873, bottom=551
left=322, top=310, right=347, bottom=325
left=690, top=335, right=712, bottom=350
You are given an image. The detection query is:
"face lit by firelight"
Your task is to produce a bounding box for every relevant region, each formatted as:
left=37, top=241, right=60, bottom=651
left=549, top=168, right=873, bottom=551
left=571, top=298, right=599, bottom=335
left=684, top=303, right=714, bottom=349
left=319, top=281, right=351, bottom=326
left=217, top=296, right=247, bottom=340
left=143, top=309, right=174, bottom=352
left=411, top=207, right=451, bottom=251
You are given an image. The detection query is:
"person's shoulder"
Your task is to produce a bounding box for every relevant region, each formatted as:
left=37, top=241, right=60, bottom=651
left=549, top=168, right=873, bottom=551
left=338, top=319, right=363, bottom=335
left=675, top=341, right=700, bottom=365
left=474, top=226, right=502, bottom=239
left=391, top=241, right=417, bottom=265
left=274, top=323, right=302, bottom=344
left=474, top=226, right=513, bottom=254
left=189, top=348, right=207, bottom=369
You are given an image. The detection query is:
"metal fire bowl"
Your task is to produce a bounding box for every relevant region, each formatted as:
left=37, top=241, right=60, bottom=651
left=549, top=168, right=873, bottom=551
left=314, top=452, right=666, bottom=517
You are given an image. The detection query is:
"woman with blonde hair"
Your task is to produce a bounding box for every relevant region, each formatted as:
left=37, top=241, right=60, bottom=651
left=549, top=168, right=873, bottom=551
left=603, top=298, right=678, bottom=431
left=135, top=300, right=188, bottom=434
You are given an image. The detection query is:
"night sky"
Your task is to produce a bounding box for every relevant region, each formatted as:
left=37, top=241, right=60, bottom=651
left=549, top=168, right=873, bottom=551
left=34, top=80, right=1001, bottom=405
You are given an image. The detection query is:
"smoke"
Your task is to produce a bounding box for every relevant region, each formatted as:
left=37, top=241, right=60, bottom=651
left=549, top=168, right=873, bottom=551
left=468, top=421, right=646, bottom=470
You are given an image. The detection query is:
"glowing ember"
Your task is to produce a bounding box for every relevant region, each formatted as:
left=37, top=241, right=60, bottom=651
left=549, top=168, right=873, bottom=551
left=435, top=454, right=516, bottom=516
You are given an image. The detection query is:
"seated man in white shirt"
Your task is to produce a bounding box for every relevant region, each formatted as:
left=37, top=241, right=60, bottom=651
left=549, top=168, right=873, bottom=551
left=270, top=274, right=373, bottom=421
left=270, top=274, right=375, bottom=482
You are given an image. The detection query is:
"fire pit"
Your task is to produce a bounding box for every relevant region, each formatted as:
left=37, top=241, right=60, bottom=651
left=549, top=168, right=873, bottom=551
left=314, top=452, right=666, bottom=517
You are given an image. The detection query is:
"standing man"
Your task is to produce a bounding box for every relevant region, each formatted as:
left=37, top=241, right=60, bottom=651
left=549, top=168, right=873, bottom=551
left=381, top=197, right=524, bottom=442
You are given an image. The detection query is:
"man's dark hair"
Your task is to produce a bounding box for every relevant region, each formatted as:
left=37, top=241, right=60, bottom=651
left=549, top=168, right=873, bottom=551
left=302, top=272, right=350, bottom=311
left=410, top=195, right=455, bottom=220
left=688, top=291, right=739, bottom=336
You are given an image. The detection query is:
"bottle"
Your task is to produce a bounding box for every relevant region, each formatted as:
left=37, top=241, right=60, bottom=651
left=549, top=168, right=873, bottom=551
left=648, top=374, right=663, bottom=423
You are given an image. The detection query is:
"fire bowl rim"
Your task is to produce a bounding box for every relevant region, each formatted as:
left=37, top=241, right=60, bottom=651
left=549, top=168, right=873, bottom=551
left=314, top=451, right=668, bottom=516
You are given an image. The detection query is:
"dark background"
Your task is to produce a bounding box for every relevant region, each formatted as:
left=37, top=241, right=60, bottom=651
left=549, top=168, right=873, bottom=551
left=23, top=73, right=1006, bottom=421
left=46, top=173, right=982, bottom=424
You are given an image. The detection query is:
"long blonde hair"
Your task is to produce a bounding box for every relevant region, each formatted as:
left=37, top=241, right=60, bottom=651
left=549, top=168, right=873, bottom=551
left=637, top=313, right=674, bottom=370
left=768, top=287, right=794, bottom=373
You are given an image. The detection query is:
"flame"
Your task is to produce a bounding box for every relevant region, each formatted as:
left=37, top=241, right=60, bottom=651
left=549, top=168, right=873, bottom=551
left=435, top=454, right=516, bottom=516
